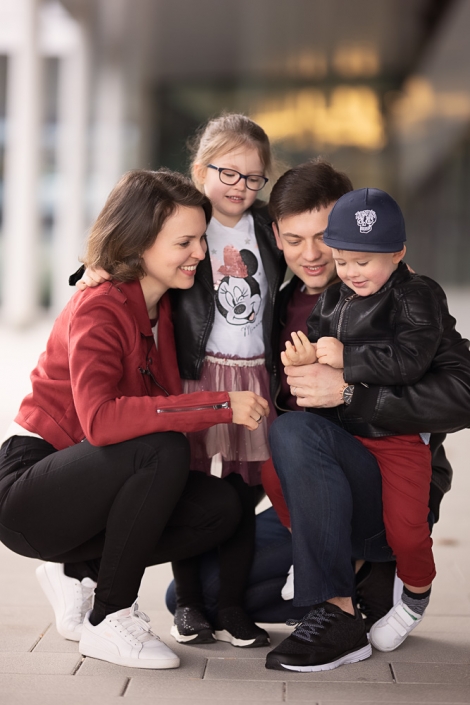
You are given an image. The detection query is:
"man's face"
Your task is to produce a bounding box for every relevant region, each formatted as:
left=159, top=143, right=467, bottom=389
left=273, top=205, right=338, bottom=295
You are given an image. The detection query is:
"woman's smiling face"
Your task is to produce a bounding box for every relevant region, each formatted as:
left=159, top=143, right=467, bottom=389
left=140, top=205, right=207, bottom=305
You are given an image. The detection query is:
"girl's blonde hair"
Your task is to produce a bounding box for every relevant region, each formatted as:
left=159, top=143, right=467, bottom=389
left=189, top=113, right=273, bottom=191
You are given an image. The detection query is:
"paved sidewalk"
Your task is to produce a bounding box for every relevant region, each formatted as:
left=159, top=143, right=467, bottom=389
left=0, top=290, right=469, bottom=704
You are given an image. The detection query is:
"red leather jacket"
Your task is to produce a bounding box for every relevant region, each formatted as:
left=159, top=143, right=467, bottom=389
left=16, top=279, right=232, bottom=449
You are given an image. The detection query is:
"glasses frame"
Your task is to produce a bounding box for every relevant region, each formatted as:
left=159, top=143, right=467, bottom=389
left=207, top=164, right=268, bottom=191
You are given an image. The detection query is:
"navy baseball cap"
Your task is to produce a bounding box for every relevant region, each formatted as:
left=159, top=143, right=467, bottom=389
left=324, top=188, right=406, bottom=253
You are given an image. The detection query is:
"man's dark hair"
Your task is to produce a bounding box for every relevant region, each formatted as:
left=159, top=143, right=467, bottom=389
left=269, top=158, right=353, bottom=222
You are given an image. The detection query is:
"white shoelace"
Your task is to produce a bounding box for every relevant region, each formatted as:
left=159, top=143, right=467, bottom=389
left=116, top=603, right=160, bottom=643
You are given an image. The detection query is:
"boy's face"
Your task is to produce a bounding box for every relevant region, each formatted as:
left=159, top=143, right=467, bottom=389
left=273, top=206, right=339, bottom=295
left=332, top=247, right=406, bottom=296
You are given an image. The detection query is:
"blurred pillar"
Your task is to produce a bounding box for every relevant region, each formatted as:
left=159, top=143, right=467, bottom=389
left=1, top=0, right=42, bottom=326
left=89, top=61, right=126, bottom=220
left=51, top=23, right=89, bottom=313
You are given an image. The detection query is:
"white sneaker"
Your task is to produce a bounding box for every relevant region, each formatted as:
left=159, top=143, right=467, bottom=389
left=369, top=599, right=423, bottom=652
left=79, top=603, right=180, bottom=669
left=36, top=563, right=96, bottom=641
left=281, top=565, right=294, bottom=601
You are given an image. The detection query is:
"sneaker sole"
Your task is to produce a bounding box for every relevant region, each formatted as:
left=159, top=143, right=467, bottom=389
left=36, top=564, right=81, bottom=642
left=79, top=643, right=180, bottom=669
left=267, top=643, right=372, bottom=672
left=170, top=624, right=215, bottom=644
left=215, top=629, right=270, bottom=648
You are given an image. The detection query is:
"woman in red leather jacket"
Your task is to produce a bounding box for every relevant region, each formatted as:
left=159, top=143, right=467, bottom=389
left=0, top=169, right=268, bottom=671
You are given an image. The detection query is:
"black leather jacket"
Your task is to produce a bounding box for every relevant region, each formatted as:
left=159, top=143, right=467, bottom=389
left=306, top=261, right=470, bottom=441
left=292, top=263, right=470, bottom=520
left=169, top=202, right=286, bottom=380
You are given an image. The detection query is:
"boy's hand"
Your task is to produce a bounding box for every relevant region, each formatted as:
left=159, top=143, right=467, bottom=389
left=316, top=337, right=344, bottom=369
left=75, top=267, right=111, bottom=291
left=281, top=331, right=317, bottom=367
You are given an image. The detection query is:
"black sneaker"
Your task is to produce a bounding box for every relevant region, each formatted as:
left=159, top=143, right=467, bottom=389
left=170, top=607, right=215, bottom=644
left=356, top=561, right=397, bottom=632
left=265, top=602, right=371, bottom=672
left=215, top=606, right=270, bottom=648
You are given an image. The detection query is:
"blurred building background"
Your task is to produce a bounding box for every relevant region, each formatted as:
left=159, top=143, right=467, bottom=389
left=0, top=0, right=469, bottom=326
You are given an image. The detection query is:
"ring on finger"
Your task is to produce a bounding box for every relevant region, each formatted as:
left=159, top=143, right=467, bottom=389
left=291, top=386, right=297, bottom=395
left=256, top=415, right=262, bottom=423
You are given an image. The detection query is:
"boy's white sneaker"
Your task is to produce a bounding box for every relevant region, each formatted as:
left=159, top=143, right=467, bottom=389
left=36, top=562, right=96, bottom=641
left=79, top=603, right=180, bottom=669
left=281, top=565, right=294, bottom=601
left=369, top=599, right=423, bottom=652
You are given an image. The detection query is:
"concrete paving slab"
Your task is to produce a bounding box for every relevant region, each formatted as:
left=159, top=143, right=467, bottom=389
left=0, top=652, right=81, bottom=674
left=0, top=622, right=51, bottom=654
left=287, top=682, right=470, bottom=702
left=392, top=662, right=470, bottom=684
left=370, top=633, right=470, bottom=664
left=33, top=626, right=81, bottom=653
left=77, top=649, right=206, bottom=678
left=417, top=616, right=470, bottom=633
left=205, top=656, right=393, bottom=682
left=127, top=676, right=284, bottom=700
left=0, top=674, right=128, bottom=697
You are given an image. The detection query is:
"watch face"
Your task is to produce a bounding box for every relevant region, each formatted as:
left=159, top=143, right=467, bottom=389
left=343, top=385, right=354, bottom=405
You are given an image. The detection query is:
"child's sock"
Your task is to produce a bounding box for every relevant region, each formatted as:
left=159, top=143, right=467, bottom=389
left=401, top=585, right=431, bottom=616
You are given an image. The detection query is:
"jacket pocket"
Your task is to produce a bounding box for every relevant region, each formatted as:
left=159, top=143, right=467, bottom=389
left=363, top=529, right=394, bottom=562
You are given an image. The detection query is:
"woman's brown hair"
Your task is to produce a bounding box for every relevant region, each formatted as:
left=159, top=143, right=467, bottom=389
left=83, top=169, right=212, bottom=281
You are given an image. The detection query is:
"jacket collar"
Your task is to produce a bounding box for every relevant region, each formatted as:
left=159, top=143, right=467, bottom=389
left=111, top=279, right=155, bottom=337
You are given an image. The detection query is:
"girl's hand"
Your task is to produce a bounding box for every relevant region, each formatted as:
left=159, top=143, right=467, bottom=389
left=282, top=331, right=317, bottom=367
left=76, top=267, right=111, bottom=291
left=228, top=391, right=269, bottom=431
left=316, top=337, right=344, bottom=369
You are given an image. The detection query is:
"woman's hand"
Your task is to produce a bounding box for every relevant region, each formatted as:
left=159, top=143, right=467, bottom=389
left=75, top=267, right=111, bottom=291
left=228, top=391, right=270, bottom=430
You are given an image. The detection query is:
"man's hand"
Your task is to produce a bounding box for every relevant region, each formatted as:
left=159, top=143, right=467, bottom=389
left=75, top=267, right=111, bottom=291
left=316, top=337, right=344, bottom=369
left=286, top=363, right=345, bottom=408
left=281, top=331, right=317, bottom=367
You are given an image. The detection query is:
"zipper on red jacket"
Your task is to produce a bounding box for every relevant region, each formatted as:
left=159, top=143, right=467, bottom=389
left=156, top=401, right=230, bottom=414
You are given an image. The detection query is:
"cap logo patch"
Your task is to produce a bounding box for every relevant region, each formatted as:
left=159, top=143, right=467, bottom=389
left=355, top=209, right=377, bottom=234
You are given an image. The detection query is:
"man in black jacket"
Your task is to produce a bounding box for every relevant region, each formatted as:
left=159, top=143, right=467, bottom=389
left=265, top=165, right=470, bottom=672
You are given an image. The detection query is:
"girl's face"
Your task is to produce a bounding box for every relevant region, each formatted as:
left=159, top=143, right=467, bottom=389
left=140, top=205, right=207, bottom=310
left=196, top=146, right=265, bottom=227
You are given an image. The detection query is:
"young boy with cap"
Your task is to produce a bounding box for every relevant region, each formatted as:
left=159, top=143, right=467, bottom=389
left=283, top=187, right=442, bottom=652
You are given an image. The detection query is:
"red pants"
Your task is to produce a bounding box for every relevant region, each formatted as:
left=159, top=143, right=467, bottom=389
left=261, top=434, right=436, bottom=587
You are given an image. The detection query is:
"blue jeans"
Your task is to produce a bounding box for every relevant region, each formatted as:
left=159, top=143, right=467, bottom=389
left=166, top=506, right=306, bottom=623
left=269, top=412, right=393, bottom=608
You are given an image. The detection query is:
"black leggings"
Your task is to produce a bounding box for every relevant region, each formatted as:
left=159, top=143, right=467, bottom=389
left=171, top=473, right=261, bottom=612
left=0, top=434, right=241, bottom=616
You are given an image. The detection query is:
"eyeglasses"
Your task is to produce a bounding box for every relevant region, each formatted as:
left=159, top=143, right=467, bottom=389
left=207, top=164, right=268, bottom=191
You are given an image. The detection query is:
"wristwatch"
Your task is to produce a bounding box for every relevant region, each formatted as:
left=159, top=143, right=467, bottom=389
left=341, top=383, right=355, bottom=406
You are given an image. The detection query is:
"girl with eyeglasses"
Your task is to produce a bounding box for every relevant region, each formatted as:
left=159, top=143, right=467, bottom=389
left=167, top=113, right=285, bottom=648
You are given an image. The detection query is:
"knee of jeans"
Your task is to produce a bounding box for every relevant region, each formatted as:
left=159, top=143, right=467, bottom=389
left=140, top=432, right=190, bottom=478
left=269, top=412, right=307, bottom=455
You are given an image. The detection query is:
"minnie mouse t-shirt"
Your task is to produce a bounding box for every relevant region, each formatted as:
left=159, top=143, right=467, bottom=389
left=205, top=212, right=268, bottom=358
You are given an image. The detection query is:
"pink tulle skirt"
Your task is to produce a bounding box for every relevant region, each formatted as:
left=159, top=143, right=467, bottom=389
left=182, top=353, right=276, bottom=486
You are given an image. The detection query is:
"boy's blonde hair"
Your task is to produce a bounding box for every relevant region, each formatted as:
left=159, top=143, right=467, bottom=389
left=189, top=113, right=273, bottom=191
